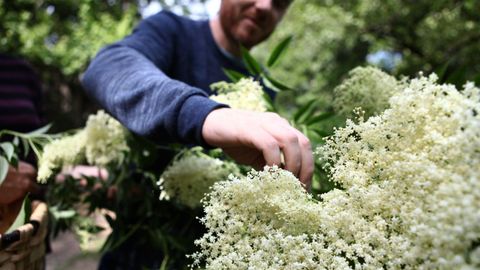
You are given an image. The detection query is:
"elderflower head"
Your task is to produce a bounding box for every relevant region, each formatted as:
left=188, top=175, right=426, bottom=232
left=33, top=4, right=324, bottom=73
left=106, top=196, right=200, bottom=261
left=158, top=147, right=240, bottom=208
left=320, top=74, right=480, bottom=268
left=210, top=78, right=268, bottom=112
left=333, top=66, right=401, bottom=118
left=37, top=131, right=86, bottom=183
left=194, top=74, right=480, bottom=269
left=84, top=110, right=129, bottom=167
left=192, top=166, right=324, bottom=269
left=37, top=110, right=130, bottom=183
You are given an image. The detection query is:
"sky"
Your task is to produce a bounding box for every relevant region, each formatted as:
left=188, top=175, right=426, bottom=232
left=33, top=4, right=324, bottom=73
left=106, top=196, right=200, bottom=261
left=141, top=0, right=221, bottom=19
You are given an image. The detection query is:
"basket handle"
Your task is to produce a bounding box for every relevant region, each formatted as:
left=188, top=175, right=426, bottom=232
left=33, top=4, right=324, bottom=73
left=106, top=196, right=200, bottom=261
left=0, top=220, right=40, bottom=250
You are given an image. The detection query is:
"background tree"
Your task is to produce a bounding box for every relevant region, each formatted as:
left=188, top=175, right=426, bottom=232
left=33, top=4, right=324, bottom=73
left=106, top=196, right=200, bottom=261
left=0, top=0, right=209, bottom=131
left=255, top=0, right=480, bottom=113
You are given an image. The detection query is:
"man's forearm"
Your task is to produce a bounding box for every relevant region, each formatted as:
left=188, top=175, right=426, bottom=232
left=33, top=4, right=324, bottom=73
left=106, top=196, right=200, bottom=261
left=82, top=45, right=226, bottom=145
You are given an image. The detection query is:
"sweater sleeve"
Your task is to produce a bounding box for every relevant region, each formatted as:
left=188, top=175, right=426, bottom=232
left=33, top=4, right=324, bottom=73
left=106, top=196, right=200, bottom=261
left=81, top=12, right=226, bottom=146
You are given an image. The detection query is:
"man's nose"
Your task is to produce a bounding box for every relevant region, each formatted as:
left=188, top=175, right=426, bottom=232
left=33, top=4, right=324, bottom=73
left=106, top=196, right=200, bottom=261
left=255, top=0, right=273, bottom=11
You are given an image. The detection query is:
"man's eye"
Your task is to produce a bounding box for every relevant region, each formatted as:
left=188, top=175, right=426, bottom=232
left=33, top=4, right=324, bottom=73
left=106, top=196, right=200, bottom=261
left=273, top=0, right=292, bottom=10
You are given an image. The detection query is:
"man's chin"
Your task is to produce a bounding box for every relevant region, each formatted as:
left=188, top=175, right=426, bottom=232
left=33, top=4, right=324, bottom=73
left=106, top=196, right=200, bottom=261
left=236, top=32, right=267, bottom=49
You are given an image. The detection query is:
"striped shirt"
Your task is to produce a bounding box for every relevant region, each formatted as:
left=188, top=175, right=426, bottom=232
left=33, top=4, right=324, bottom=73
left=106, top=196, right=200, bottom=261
left=0, top=54, right=43, bottom=133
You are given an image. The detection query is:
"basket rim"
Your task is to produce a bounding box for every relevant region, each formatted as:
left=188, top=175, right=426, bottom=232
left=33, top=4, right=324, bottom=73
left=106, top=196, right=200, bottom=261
left=0, top=200, right=47, bottom=250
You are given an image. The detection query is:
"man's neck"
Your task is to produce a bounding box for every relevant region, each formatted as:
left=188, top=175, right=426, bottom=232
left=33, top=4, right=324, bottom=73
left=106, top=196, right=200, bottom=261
left=209, top=18, right=242, bottom=58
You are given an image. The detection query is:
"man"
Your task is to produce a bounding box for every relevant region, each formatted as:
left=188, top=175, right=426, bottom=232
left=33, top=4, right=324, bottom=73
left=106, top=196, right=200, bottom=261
left=84, top=1, right=312, bottom=268
left=82, top=0, right=313, bottom=185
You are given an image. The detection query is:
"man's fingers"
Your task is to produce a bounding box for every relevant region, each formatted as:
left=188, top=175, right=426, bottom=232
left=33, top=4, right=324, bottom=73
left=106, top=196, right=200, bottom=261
left=256, top=131, right=282, bottom=167
left=202, top=108, right=314, bottom=187
left=271, top=126, right=302, bottom=177
left=293, top=129, right=313, bottom=187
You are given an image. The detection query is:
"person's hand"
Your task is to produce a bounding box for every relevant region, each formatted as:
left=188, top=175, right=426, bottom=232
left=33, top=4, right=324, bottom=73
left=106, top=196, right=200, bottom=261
left=56, top=165, right=109, bottom=185
left=56, top=166, right=115, bottom=199
left=0, top=161, right=38, bottom=205
left=202, top=108, right=313, bottom=187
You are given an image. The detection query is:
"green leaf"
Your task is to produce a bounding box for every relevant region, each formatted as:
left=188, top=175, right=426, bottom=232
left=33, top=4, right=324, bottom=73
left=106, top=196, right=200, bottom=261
left=241, top=46, right=262, bottom=75
left=52, top=209, right=76, bottom=219
left=267, top=36, right=293, bottom=67
left=434, top=62, right=450, bottom=82
left=262, top=92, right=276, bottom=112
left=306, top=112, right=335, bottom=126
left=299, top=105, right=317, bottom=124
left=12, top=136, right=19, bottom=147
left=474, top=73, right=480, bottom=85
left=263, top=75, right=293, bottom=92
left=0, top=156, right=9, bottom=186
left=105, top=213, right=115, bottom=227
left=159, top=255, right=169, bottom=270
left=0, top=142, right=15, bottom=161
left=310, top=128, right=330, bottom=138
left=20, top=138, right=30, bottom=158
left=223, top=68, right=246, bottom=83
left=6, top=195, right=31, bottom=234
left=10, top=155, right=18, bottom=168
left=25, top=123, right=52, bottom=136
left=293, top=100, right=316, bottom=123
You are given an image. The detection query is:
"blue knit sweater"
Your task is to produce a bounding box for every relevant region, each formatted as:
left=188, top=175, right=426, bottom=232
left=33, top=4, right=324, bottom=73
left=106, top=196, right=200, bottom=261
left=82, top=11, right=251, bottom=146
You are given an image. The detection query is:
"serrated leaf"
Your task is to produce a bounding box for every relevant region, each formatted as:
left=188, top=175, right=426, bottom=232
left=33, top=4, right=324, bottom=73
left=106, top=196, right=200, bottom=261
left=0, top=156, right=9, bottom=186
left=223, top=68, right=246, bottom=83
left=1, top=142, right=15, bottom=161
left=293, top=100, right=316, bottom=123
left=25, top=123, right=52, bottom=136
left=263, top=75, right=293, bottom=92
left=306, top=112, right=335, bottom=126
left=241, top=46, right=262, bottom=75
left=267, top=36, right=293, bottom=67
left=6, top=195, right=31, bottom=234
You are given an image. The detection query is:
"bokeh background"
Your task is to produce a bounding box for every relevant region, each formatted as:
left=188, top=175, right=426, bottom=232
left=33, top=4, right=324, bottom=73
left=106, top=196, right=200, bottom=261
left=2, top=0, right=479, bottom=132
left=1, top=0, right=479, bottom=268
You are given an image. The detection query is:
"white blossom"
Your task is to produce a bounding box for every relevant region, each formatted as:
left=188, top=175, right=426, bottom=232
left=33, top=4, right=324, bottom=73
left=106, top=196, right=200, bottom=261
left=84, top=110, right=129, bottom=166
left=333, top=66, right=402, bottom=118
left=37, top=131, right=86, bottom=183
left=210, top=78, right=268, bottom=112
left=194, top=74, right=480, bottom=269
left=37, top=110, right=129, bottom=182
left=158, top=147, right=240, bottom=208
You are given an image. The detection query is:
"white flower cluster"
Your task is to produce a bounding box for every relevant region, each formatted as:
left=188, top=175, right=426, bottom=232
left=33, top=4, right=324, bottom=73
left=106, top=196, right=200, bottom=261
left=210, top=78, right=268, bottom=112
left=83, top=110, right=129, bottom=167
left=37, top=132, right=86, bottom=183
left=158, top=148, right=240, bottom=208
left=193, top=75, right=480, bottom=269
left=333, top=66, right=402, bottom=118
left=192, top=166, right=326, bottom=269
left=37, top=110, right=129, bottom=183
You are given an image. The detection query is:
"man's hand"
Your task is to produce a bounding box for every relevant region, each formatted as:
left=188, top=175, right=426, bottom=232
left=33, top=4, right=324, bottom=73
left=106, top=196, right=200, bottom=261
left=202, top=108, right=313, bottom=187
left=0, top=161, right=38, bottom=205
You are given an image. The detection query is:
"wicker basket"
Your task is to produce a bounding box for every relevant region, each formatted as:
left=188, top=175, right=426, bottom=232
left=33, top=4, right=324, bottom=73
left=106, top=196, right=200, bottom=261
left=0, top=201, right=48, bottom=270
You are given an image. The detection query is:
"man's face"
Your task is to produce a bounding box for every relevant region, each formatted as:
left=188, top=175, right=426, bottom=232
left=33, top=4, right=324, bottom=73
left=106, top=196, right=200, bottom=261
left=219, top=0, right=291, bottom=48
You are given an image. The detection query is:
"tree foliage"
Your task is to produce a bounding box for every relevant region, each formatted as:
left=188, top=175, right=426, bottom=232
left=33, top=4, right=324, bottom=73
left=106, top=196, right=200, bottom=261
left=255, top=0, right=480, bottom=110
left=0, top=0, right=138, bottom=130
